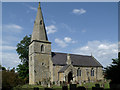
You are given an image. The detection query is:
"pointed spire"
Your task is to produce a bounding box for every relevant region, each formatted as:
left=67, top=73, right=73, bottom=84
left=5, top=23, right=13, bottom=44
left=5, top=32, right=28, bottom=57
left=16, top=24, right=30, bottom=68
left=38, top=2, right=40, bottom=8
left=31, top=2, right=48, bottom=42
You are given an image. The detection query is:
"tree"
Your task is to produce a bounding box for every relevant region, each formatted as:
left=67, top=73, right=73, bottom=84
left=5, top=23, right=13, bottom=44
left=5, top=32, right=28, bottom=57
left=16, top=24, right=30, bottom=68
left=16, top=35, right=31, bottom=63
left=104, top=52, right=120, bottom=84
left=2, top=66, right=6, bottom=71
left=16, top=35, right=31, bottom=83
left=0, top=65, right=1, bottom=70
left=2, top=67, right=24, bottom=90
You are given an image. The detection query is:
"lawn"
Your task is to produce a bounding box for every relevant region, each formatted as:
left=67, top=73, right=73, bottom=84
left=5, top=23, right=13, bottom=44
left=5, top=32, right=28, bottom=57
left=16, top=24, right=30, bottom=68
left=14, top=81, right=110, bottom=90
left=80, top=81, right=110, bottom=89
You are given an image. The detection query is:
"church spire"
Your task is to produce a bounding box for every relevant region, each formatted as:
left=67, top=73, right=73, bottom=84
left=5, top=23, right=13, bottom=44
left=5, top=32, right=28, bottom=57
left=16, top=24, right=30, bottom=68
left=31, top=2, right=48, bottom=42
left=38, top=2, right=40, bottom=8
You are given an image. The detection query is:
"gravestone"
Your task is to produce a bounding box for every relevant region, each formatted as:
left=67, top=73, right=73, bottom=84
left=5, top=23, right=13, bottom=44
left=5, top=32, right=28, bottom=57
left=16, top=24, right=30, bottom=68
left=44, top=88, right=54, bottom=90
left=70, top=84, right=77, bottom=90
left=77, top=86, right=86, bottom=90
left=34, top=87, right=39, bottom=90
left=95, top=84, right=100, bottom=88
left=92, top=87, right=104, bottom=90
left=62, top=86, right=68, bottom=90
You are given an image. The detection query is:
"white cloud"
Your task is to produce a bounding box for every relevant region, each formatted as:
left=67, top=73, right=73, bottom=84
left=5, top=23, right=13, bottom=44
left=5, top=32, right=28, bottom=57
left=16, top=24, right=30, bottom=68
left=72, top=41, right=77, bottom=43
left=1, top=52, right=21, bottom=69
left=3, top=36, right=21, bottom=43
left=72, top=8, right=86, bottom=15
left=72, top=40, right=118, bottom=67
left=29, top=6, right=37, bottom=11
left=3, top=24, right=23, bottom=33
left=64, top=37, right=77, bottom=44
left=64, top=37, right=72, bottom=43
left=55, top=37, right=77, bottom=48
left=118, top=42, right=120, bottom=52
left=55, top=38, right=67, bottom=48
left=80, top=46, right=89, bottom=51
left=4, top=24, right=23, bottom=30
left=0, top=42, right=20, bottom=69
left=98, top=44, right=109, bottom=49
left=46, top=25, right=57, bottom=35
left=61, top=23, right=75, bottom=33
left=23, top=3, right=37, bottom=12
left=2, top=23, right=22, bottom=69
left=2, top=46, right=16, bottom=51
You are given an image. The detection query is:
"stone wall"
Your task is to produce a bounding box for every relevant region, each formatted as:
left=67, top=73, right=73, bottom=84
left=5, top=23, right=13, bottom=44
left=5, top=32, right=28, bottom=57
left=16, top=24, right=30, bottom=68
left=53, top=65, right=64, bottom=82
left=73, top=66, right=103, bottom=82
left=29, top=42, right=35, bottom=84
left=59, top=72, right=64, bottom=81
left=52, top=65, right=103, bottom=83
left=29, top=41, right=103, bottom=84
left=29, top=41, right=51, bottom=84
left=49, top=58, right=54, bottom=82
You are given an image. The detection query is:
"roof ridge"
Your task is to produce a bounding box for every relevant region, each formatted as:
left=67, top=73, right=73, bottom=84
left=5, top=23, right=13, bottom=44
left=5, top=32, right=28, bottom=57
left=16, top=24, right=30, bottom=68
left=52, top=52, right=67, bottom=54
left=52, top=52, right=103, bottom=67
left=59, top=65, right=71, bottom=73
left=52, top=52, right=91, bottom=57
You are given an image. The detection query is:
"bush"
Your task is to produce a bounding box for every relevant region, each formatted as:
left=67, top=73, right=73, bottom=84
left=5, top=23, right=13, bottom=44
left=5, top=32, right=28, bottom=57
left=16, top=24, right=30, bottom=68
left=2, top=68, right=25, bottom=90
left=104, top=52, right=120, bottom=84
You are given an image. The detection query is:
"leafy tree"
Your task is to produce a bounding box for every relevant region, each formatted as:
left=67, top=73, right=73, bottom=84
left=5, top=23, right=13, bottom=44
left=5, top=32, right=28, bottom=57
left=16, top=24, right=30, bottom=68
left=104, top=52, right=120, bottom=84
left=16, top=62, right=29, bottom=83
left=2, top=66, right=6, bottom=71
left=0, top=65, right=1, bottom=70
left=2, top=67, right=24, bottom=90
left=16, top=35, right=31, bottom=83
left=16, top=35, right=31, bottom=63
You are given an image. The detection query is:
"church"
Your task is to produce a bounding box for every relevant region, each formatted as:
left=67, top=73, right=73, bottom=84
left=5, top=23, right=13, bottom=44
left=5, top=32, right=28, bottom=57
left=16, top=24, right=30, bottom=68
left=29, top=3, right=103, bottom=85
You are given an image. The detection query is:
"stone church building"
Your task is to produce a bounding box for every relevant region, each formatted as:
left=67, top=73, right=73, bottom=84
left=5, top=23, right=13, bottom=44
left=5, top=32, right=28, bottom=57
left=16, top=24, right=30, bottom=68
left=29, top=3, right=103, bottom=85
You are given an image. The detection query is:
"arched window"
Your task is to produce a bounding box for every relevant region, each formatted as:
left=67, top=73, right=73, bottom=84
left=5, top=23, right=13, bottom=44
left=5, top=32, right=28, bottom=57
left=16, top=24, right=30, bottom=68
left=91, top=69, right=94, bottom=76
left=41, top=44, right=44, bottom=52
left=77, top=68, right=81, bottom=76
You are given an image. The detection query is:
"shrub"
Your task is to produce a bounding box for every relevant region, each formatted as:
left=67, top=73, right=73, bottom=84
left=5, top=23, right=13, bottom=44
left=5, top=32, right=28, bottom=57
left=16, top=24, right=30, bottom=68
left=2, top=68, right=25, bottom=90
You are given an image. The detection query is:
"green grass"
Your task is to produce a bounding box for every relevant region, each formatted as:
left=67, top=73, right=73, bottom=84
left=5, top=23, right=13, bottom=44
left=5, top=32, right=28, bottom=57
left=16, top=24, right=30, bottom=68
left=51, top=85, right=62, bottom=88
left=80, top=81, right=110, bottom=89
left=14, top=84, right=44, bottom=89
left=22, top=84, right=43, bottom=88
left=14, top=81, right=110, bottom=90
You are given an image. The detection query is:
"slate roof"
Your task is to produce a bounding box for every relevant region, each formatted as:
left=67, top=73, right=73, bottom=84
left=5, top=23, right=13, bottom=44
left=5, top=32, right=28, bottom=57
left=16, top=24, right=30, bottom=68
left=58, top=65, right=70, bottom=73
left=52, top=52, right=102, bottom=67
left=52, top=52, right=67, bottom=66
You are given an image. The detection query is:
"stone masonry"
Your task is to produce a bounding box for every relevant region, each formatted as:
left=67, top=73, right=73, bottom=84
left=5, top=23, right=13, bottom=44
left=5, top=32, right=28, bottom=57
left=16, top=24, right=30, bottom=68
left=29, top=3, right=103, bottom=85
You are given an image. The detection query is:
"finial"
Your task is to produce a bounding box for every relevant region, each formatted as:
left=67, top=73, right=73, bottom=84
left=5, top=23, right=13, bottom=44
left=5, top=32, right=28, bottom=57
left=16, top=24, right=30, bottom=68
left=39, top=2, right=40, bottom=8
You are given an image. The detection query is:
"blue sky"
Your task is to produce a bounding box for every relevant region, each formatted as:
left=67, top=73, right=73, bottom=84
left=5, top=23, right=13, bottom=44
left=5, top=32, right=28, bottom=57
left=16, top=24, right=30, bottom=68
left=2, top=2, right=118, bottom=68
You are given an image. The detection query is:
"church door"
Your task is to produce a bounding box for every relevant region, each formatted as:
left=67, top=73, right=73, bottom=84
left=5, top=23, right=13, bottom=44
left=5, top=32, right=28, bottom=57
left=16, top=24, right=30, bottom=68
left=68, top=71, right=73, bottom=83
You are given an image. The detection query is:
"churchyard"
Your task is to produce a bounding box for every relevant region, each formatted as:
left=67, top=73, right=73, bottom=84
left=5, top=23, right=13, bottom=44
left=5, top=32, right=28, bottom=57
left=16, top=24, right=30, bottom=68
left=13, top=80, right=110, bottom=90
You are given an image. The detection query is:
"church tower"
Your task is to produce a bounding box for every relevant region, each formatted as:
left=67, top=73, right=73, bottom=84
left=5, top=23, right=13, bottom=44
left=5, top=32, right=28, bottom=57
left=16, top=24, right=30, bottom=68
left=29, top=3, right=51, bottom=84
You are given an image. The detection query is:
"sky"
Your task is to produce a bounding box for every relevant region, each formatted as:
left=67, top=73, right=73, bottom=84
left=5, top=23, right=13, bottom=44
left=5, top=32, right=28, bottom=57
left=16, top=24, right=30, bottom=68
left=1, top=2, right=118, bottom=69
